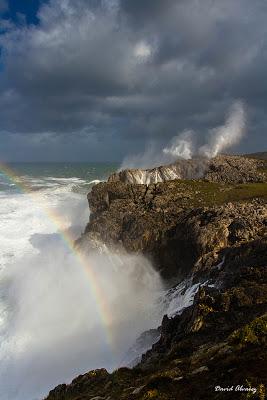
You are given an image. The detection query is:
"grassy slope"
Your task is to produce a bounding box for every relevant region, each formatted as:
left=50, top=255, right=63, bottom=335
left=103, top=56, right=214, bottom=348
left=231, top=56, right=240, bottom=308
left=156, top=180, right=267, bottom=209
left=158, top=157, right=267, bottom=208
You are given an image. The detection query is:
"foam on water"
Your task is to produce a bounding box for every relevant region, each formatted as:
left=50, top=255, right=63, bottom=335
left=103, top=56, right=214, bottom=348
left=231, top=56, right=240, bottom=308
left=0, top=168, right=164, bottom=400
left=0, top=177, right=89, bottom=262
left=0, top=165, right=204, bottom=400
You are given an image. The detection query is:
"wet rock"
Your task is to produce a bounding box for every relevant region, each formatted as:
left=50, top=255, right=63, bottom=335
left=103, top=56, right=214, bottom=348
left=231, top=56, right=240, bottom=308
left=190, top=366, right=209, bottom=375
left=131, top=385, right=145, bottom=394
left=121, top=328, right=160, bottom=367
left=90, top=397, right=105, bottom=400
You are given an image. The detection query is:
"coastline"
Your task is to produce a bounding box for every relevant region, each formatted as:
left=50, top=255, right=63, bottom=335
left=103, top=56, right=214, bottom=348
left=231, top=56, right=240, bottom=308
left=46, top=154, right=267, bottom=400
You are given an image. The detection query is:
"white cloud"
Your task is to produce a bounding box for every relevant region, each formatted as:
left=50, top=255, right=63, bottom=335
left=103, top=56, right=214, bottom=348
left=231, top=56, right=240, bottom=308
left=134, top=41, right=152, bottom=59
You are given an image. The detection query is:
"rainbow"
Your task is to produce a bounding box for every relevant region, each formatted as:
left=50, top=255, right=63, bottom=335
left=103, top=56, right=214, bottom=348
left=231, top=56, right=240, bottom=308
left=0, top=162, right=114, bottom=348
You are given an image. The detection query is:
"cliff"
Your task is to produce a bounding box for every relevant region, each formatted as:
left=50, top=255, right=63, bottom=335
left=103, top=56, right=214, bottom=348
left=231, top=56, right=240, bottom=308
left=46, top=154, right=267, bottom=400
left=78, top=155, right=267, bottom=280
left=108, top=155, right=266, bottom=185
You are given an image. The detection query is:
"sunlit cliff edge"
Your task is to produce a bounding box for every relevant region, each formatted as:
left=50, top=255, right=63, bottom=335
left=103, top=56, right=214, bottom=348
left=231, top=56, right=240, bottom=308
left=46, top=153, right=267, bottom=400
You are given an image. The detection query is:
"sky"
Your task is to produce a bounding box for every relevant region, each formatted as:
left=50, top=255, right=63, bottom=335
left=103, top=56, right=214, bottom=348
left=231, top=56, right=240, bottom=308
left=0, top=0, right=266, bottom=162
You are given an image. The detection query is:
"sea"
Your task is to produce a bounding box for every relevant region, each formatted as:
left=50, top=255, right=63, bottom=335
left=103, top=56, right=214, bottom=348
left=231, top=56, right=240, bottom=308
left=0, top=162, right=118, bottom=266
left=0, top=162, right=166, bottom=400
left=0, top=162, right=199, bottom=400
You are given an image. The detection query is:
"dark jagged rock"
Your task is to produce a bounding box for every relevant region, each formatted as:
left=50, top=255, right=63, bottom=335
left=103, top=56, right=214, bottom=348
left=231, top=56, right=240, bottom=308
left=121, top=328, right=161, bottom=368
left=47, top=154, right=267, bottom=400
left=46, top=242, right=267, bottom=399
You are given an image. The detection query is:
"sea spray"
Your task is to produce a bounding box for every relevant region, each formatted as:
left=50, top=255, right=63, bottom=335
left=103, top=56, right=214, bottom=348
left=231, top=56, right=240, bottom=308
left=163, top=130, right=195, bottom=160
left=120, top=277, right=201, bottom=368
left=0, top=239, right=163, bottom=400
left=164, top=101, right=246, bottom=161
left=0, top=172, right=164, bottom=400
left=121, top=100, right=246, bottom=169
left=199, top=101, right=246, bottom=158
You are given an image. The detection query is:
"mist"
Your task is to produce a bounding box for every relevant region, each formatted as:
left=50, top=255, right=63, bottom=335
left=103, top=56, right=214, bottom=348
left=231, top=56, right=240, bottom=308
left=163, top=130, right=196, bottom=160
left=121, top=101, right=246, bottom=169
left=199, top=101, right=246, bottom=158
left=120, top=142, right=172, bottom=170
left=0, top=222, right=163, bottom=400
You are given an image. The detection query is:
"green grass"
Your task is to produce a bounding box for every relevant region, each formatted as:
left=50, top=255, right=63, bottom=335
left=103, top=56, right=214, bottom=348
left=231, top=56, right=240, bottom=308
left=161, top=180, right=267, bottom=208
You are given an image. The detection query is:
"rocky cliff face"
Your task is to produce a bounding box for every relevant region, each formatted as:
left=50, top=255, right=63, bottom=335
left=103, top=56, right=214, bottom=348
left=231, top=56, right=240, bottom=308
left=46, top=154, right=267, bottom=400
left=78, top=156, right=267, bottom=280
left=46, top=238, right=267, bottom=400
left=108, top=155, right=266, bottom=185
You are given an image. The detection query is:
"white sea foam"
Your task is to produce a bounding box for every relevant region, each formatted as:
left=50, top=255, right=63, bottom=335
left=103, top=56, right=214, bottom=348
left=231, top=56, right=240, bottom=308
left=88, top=179, right=103, bottom=185
left=43, top=177, right=87, bottom=183
left=0, top=178, right=163, bottom=400
left=164, top=279, right=200, bottom=317
left=0, top=171, right=204, bottom=400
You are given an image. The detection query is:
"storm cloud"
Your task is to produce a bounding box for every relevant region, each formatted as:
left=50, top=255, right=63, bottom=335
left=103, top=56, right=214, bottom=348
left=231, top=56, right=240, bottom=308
left=0, top=0, right=8, bottom=14
left=0, top=0, right=266, bottom=161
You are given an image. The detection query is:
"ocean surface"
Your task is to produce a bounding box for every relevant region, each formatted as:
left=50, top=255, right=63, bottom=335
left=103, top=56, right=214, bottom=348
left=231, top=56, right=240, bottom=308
left=0, top=162, right=118, bottom=272
left=0, top=162, right=166, bottom=400
left=0, top=162, right=198, bottom=400
left=0, top=162, right=118, bottom=193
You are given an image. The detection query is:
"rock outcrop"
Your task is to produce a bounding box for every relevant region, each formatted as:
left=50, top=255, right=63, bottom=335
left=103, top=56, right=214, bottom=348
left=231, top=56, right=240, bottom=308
left=46, top=154, right=267, bottom=400
left=109, top=155, right=266, bottom=185
left=79, top=176, right=267, bottom=280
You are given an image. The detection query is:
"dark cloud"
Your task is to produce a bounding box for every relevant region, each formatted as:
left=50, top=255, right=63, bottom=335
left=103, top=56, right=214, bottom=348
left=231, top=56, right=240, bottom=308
left=0, top=0, right=266, bottom=161
left=0, top=0, right=8, bottom=14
